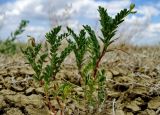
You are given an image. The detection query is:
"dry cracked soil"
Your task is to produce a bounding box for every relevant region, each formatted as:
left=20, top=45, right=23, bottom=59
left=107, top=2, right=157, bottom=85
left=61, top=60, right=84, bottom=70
left=0, top=45, right=160, bottom=115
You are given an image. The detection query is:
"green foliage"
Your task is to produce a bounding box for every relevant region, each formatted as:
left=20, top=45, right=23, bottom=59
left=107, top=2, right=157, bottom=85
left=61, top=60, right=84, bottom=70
left=10, top=20, right=29, bottom=41
left=44, top=26, right=74, bottom=85
left=58, top=82, right=73, bottom=101
left=83, top=25, right=101, bottom=74
left=22, top=4, right=136, bottom=114
left=67, top=27, right=88, bottom=74
left=0, top=20, right=29, bottom=54
left=97, top=69, right=106, bottom=105
left=0, top=39, right=16, bottom=54
left=67, top=3, right=136, bottom=112
left=98, top=3, right=136, bottom=49
left=23, top=26, right=74, bottom=86
left=21, top=44, right=48, bottom=81
left=22, top=26, right=75, bottom=113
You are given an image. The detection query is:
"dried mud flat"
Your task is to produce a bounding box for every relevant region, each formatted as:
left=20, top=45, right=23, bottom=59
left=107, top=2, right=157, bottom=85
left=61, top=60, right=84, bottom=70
left=0, top=46, right=160, bottom=115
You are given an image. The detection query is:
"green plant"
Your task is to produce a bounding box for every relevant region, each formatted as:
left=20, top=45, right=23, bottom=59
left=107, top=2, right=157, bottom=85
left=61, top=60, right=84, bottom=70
left=66, top=27, right=87, bottom=80
left=22, top=4, right=136, bottom=114
left=67, top=3, right=136, bottom=113
left=0, top=20, right=29, bottom=54
left=22, top=26, right=74, bottom=114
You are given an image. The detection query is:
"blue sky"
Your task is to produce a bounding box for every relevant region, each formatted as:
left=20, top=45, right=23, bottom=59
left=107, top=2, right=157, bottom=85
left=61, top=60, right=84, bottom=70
left=0, top=0, right=14, bottom=4
left=133, top=0, right=160, bottom=22
left=0, top=0, right=160, bottom=45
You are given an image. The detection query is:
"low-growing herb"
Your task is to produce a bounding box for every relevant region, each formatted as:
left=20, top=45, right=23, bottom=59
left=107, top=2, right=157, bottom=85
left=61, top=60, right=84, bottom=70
left=0, top=20, right=29, bottom=54
left=22, top=4, right=136, bottom=114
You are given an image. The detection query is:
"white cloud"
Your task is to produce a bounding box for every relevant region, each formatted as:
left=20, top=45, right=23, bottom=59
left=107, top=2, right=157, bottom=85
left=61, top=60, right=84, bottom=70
left=5, top=0, right=32, bottom=16
left=148, top=23, right=160, bottom=32
left=0, top=14, right=4, bottom=21
left=117, top=4, right=160, bottom=45
left=70, top=0, right=131, bottom=19
left=0, top=0, right=160, bottom=45
left=138, top=5, right=160, bottom=18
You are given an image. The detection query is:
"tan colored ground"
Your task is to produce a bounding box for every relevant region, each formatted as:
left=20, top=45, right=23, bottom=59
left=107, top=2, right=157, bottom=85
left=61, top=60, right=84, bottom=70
left=0, top=45, right=160, bottom=115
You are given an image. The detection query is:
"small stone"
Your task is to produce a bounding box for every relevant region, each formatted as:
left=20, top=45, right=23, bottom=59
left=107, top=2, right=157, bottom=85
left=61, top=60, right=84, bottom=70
left=105, top=71, right=113, bottom=79
left=25, top=87, right=35, bottom=95
left=0, top=85, right=3, bottom=89
left=25, top=105, right=50, bottom=115
left=74, top=87, right=83, bottom=92
left=0, top=95, right=6, bottom=109
left=11, top=85, right=25, bottom=92
left=116, top=110, right=125, bottom=115
left=0, top=69, right=7, bottom=75
left=118, top=68, right=128, bottom=75
left=5, top=94, right=27, bottom=107
left=146, top=109, right=156, bottom=115
left=50, top=100, right=60, bottom=109
left=111, top=70, right=120, bottom=76
left=131, top=86, right=148, bottom=95
left=20, top=67, right=34, bottom=75
left=16, top=77, right=24, bottom=81
left=35, top=87, right=45, bottom=95
left=137, top=111, right=147, bottom=115
left=27, top=94, right=45, bottom=108
left=148, top=97, right=160, bottom=109
left=107, top=92, right=120, bottom=98
left=9, top=68, right=18, bottom=74
left=6, top=108, right=24, bottom=115
left=0, top=89, right=16, bottom=95
left=134, top=97, right=144, bottom=105
left=126, top=112, right=134, bottom=115
left=125, top=101, right=141, bottom=111
left=5, top=94, right=44, bottom=108
left=4, top=77, right=12, bottom=88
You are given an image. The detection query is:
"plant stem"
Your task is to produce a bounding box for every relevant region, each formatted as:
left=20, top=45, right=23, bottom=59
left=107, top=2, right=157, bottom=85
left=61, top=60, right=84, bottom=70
left=93, top=47, right=106, bottom=78
left=56, top=96, right=63, bottom=115
left=45, top=91, right=56, bottom=114
left=78, top=65, right=84, bottom=86
left=40, top=80, right=44, bottom=86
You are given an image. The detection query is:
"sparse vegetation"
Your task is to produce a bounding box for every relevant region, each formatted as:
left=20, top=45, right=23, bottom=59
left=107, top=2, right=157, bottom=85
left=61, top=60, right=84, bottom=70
left=22, top=4, right=136, bottom=114
left=0, top=20, right=29, bottom=54
left=0, top=2, right=159, bottom=115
